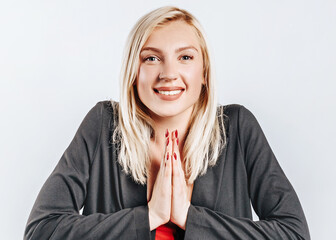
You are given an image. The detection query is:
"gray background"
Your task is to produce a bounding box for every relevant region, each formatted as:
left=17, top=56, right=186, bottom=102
left=1, top=0, right=335, bottom=239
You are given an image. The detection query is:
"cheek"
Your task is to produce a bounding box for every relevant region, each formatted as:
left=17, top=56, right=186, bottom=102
left=137, top=65, right=147, bottom=85
left=183, top=63, right=204, bottom=90
left=137, top=65, right=158, bottom=98
left=137, top=65, right=159, bottom=86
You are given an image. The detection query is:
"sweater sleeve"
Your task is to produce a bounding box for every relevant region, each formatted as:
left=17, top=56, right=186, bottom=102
left=24, top=102, right=151, bottom=240
left=183, top=105, right=310, bottom=240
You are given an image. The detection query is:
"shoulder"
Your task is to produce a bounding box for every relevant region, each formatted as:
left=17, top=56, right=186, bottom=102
left=92, top=100, right=119, bottom=119
left=94, top=100, right=115, bottom=114
left=217, top=103, right=261, bottom=136
left=219, top=103, right=242, bottom=118
left=78, top=100, right=118, bottom=134
left=217, top=103, right=256, bottom=123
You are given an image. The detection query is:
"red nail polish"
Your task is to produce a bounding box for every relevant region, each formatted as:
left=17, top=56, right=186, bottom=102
left=174, top=152, right=177, bottom=160
left=166, top=138, right=169, bottom=146
left=176, top=138, right=179, bottom=145
left=165, top=129, right=169, bottom=138
left=167, top=152, right=169, bottom=160
left=175, top=130, right=178, bottom=138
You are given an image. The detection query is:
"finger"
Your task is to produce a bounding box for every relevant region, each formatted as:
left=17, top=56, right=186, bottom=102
left=171, top=130, right=174, bottom=154
left=171, top=130, right=181, bottom=159
left=171, top=153, right=178, bottom=181
left=172, top=154, right=188, bottom=203
left=171, top=130, right=185, bottom=185
left=156, top=151, right=171, bottom=196
left=163, top=129, right=169, bottom=155
left=171, top=153, right=186, bottom=202
left=160, top=138, right=169, bottom=169
left=161, top=130, right=169, bottom=168
left=173, top=141, right=188, bottom=192
left=172, top=134, right=182, bottom=172
left=164, top=134, right=172, bottom=177
left=165, top=151, right=172, bottom=177
left=172, top=151, right=181, bottom=181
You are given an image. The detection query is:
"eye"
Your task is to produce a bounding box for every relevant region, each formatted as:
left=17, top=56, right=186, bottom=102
left=181, top=55, right=193, bottom=61
left=144, top=56, right=159, bottom=62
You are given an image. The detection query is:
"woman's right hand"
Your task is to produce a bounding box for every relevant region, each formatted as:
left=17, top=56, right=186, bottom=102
left=148, top=129, right=172, bottom=230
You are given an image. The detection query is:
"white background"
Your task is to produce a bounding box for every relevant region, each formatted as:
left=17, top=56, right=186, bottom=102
left=1, top=0, right=335, bottom=239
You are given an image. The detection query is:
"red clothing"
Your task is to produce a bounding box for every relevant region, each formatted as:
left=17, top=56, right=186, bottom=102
left=156, top=223, right=176, bottom=240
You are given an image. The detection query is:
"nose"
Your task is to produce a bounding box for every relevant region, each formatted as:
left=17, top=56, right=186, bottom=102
left=159, top=60, right=178, bottom=81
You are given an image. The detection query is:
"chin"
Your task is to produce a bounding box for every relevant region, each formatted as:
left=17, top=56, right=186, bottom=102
left=151, top=110, right=179, bottom=118
left=150, top=105, right=192, bottom=119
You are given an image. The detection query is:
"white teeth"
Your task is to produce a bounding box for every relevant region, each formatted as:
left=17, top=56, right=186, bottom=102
left=157, top=90, right=182, bottom=96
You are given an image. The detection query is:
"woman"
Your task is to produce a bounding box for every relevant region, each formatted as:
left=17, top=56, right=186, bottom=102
left=24, top=6, right=310, bottom=240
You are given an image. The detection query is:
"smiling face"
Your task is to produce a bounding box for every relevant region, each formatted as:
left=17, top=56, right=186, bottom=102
left=136, top=20, right=205, bottom=120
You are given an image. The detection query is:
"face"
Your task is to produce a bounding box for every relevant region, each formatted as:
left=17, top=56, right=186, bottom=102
left=136, top=20, right=205, bottom=120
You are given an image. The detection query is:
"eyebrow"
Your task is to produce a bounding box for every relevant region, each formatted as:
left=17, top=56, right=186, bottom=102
left=140, top=46, right=199, bottom=54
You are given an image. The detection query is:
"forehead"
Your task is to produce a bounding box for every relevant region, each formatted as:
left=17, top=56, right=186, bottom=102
left=143, top=21, right=201, bottom=49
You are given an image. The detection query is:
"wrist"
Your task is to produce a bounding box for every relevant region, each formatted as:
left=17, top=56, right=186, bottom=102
left=148, top=203, right=164, bottom=230
left=175, top=201, right=191, bottom=230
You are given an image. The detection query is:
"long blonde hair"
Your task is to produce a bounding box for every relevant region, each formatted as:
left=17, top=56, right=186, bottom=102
left=112, top=6, right=227, bottom=185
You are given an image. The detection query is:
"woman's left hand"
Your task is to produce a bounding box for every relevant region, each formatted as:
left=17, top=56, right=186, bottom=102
left=170, top=130, right=191, bottom=230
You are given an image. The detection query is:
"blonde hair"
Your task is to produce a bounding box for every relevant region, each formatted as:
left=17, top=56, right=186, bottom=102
left=112, top=6, right=227, bottom=185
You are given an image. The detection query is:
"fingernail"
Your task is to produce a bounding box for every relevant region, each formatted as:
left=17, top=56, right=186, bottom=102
left=166, top=138, right=169, bottom=146
left=174, top=152, right=177, bottom=160
left=176, top=138, right=179, bottom=145
left=165, top=129, right=169, bottom=138
left=167, top=152, right=169, bottom=160
left=175, top=130, right=178, bottom=138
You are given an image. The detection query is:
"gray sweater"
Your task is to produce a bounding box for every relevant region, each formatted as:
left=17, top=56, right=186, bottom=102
left=24, top=101, right=310, bottom=239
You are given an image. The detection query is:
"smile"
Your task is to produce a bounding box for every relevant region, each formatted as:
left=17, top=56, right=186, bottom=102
left=153, top=89, right=184, bottom=101
left=157, top=90, right=182, bottom=96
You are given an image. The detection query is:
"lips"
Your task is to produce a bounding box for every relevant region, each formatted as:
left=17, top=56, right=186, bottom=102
left=153, top=86, right=184, bottom=101
left=154, top=86, right=185, bottom=92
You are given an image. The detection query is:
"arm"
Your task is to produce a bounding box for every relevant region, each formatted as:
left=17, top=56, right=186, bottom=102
left=24, top=102, right=151, bottom=240
left=183, top=105, right=310, bottom=240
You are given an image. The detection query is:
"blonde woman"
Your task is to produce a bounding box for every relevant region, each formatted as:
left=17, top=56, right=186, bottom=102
left=24, top=6, right=310, bottom=240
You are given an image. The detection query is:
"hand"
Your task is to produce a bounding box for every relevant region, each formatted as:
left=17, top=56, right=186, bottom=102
left=148, top=130, right=172, bottom=230
left=170, top=130, right=191, bottom=230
